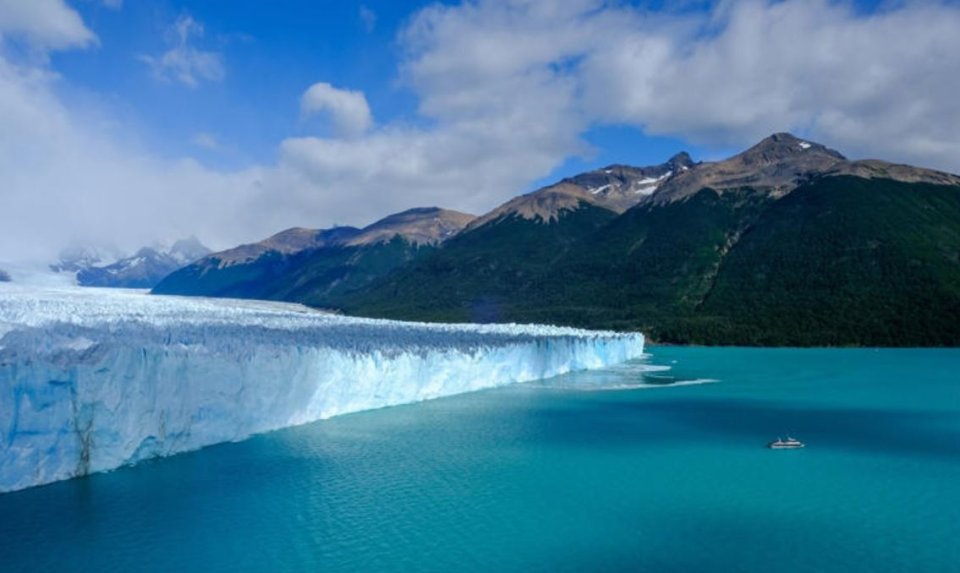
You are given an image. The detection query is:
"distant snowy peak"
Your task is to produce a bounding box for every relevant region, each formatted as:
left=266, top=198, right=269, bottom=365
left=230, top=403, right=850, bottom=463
left=168, top=237, right=211, bottom=265
left=465, top=153, right=695, bottom=231
left=59, top=238, right=212, bottom=289
left=50, top=245, right=126, bottom=273
left=0, top=269, right=9, bottom=282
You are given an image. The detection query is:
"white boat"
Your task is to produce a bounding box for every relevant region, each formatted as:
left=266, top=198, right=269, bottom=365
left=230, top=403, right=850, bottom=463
left=768, top=436, right=804, bottom=449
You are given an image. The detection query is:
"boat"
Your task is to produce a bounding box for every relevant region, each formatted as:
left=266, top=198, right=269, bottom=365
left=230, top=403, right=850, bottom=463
left=767, top=436, right=804, bottom=449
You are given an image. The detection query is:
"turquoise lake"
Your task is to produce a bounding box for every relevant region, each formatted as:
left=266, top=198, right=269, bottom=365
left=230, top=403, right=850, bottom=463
left=1, top=347, right=958, bottom=572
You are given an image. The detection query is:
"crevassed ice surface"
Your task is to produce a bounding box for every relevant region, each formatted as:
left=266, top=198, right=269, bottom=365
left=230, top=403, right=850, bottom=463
left=0, top=285, right=644, bottom=493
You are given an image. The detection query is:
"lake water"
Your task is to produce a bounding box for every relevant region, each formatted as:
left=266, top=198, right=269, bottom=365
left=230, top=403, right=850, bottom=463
left=1, top=347, right=958, bottom=572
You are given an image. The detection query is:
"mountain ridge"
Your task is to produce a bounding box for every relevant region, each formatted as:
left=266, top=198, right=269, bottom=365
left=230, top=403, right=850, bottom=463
left=150, top=132, right=960, bottom=345
left=152, top=207, right=475, bottom=300
left=50, top=238, right=212, bottom=289
left=464, top=153, right=696, bottom=232
left=647, top=132, right=960, bottom=204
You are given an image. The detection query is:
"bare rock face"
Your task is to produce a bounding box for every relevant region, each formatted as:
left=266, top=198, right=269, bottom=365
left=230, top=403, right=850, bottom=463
left=213, top=227, right=362, bottom=268
left=648, top=132, right=960, bottom=205
left=824, top=159, right=960, bottom=187
left=190, top=207, right=474, bottom=272
left=649, top=133, right=847, bottom=204
left=345, top=207, right=476, bottom=246
left=465, top=153, right=696, bottom=231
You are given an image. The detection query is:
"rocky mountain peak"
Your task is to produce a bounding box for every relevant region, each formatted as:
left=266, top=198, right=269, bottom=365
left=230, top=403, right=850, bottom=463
left=346, top=207, right=476, bottom=246
left=647, top=133, right=852, bottom=204
left=667, top=151, right=695, bottom=170
left=647, top=132, right=960, bottom=205
left=465, top=154, right=699, bottom=232
left=738, top=133, right=846, bottom=166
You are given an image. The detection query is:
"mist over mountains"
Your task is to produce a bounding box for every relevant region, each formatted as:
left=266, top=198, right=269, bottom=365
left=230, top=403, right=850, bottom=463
left=48, top=238, right=211, bottom=289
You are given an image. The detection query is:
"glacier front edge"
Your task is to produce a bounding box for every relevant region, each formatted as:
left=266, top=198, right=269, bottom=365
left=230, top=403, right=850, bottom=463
left=0, top=285, right=644, bottom=493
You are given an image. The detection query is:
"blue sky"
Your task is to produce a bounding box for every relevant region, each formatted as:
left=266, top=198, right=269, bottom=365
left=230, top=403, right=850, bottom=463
left=54, top=0, right=718, bottom=175
left=1, top=0, right=959, bottom=259
left=55, top=1, right=429, bottom=168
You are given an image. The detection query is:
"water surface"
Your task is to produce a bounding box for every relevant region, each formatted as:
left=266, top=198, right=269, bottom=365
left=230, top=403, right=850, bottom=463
left=1, top=347, right=958, bottom=572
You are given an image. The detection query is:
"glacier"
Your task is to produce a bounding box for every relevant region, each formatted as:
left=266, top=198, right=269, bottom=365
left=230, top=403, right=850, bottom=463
left=0, top=284, right=644, bottom=493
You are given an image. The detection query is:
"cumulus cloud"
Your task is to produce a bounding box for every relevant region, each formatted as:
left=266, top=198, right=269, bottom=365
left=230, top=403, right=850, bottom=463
left=4, top=0, right=960, bottom=263
left=577, top=0, right=960, bottom=170
left=385, top=0, right=960, bottom=173
left=300, top=82, right=374, bottom=137
left=267, top=0, right=960, bottom=234
left=0, top=0, right=96, bottom=53
left=140, top=15, right=224, bottom=87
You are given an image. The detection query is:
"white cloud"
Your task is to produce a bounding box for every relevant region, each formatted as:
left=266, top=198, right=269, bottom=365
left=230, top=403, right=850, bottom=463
left=0, top=55, right=262, bottom=262
left=576, top=0, right=960, bottom=170
left=140, top=15, right=224, bottom=87
left=266, top=0, right=960, bottom=236
left=301, top=82, right=374, bottom=137
left=102, top=0, right=123, bottom=9
left=4, top=0, right=960, bottom=264
left=0, top=0, right=96, bottom=53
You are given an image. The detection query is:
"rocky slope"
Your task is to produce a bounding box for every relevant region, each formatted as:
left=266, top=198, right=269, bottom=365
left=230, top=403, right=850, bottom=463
left=648, top=133, right=960, bottom=204
left=341, top=134, right=960, bottom=346
left=152, top=207, right=475, bottom=302
left=465, top=153, right=694, bottom=232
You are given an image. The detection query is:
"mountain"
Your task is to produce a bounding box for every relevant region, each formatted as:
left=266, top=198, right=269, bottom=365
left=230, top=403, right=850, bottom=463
left=152, top=207, right=475, bottom=303
left=329, top=156, right=697, bottom=322
left=0, top=269, right=10, bottom=282
left=464, top=153, right=694, bottom=231
left=50, top=240, right=211, bottom=289
left=74, top=237, right=212, bottom=289
left=648, top=132, right=960, bottom=204
left=50, top=245, right=126, bottom=274
left=340, top=134, right=960, bottom=346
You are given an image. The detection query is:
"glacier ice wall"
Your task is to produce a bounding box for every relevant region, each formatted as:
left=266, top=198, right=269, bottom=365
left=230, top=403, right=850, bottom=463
left=0, top=285, right=644, bottom=493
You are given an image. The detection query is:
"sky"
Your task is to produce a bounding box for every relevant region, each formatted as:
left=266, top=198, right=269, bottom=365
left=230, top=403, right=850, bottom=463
left=2, top=0, right=960, bottom=261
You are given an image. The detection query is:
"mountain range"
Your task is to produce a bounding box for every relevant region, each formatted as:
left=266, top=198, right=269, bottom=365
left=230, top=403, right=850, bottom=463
left=53, top=238, right=211, bottom=289
left=153, top=133, right=960, bottom=346
left=152, top=208, right=474, bottom=301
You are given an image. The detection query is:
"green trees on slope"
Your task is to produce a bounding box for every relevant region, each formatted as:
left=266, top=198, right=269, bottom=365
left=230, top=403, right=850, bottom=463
left=342, top=177, right=960, bottom=346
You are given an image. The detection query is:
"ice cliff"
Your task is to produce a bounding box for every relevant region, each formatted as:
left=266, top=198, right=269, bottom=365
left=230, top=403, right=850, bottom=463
left=0, top=285, right=644, bottom=493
